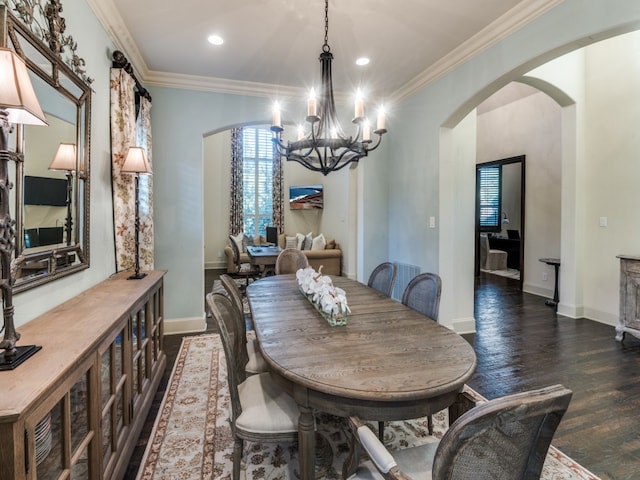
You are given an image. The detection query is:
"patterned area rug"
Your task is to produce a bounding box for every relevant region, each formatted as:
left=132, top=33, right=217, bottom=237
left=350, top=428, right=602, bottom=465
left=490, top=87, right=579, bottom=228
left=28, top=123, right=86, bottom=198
left=136, top=334, right=601, bottom=480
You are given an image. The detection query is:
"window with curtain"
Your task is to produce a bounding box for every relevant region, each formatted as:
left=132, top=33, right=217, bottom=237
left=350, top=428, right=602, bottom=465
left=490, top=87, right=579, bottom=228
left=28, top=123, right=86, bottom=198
left=477, top=164, right=502, bottom=232
left=242, top=127, right=274, bottom=238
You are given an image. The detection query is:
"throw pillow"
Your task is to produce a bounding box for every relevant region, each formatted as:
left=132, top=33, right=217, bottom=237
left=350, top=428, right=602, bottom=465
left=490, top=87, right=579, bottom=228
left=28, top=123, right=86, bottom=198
left=326, top=239, right=336, bottom=249
left=296, top=232, right=305, bottom=250
left=285, top=236, right=298, bottom=249
left=303, top=232, right=313, bottom=250
left=230, top=232, right=244, bottom=254
left=278, top=233, right=286, bottom=249
left=242, top=234, right=254, bottom=253
left=311, top=233, right=326, bottom=251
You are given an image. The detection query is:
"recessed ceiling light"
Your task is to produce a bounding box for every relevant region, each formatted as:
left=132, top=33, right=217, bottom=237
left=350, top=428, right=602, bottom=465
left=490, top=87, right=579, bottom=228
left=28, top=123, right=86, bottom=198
left=208, top=34, right=224, bottom=46
left=356, top=57, right=370, bottom=66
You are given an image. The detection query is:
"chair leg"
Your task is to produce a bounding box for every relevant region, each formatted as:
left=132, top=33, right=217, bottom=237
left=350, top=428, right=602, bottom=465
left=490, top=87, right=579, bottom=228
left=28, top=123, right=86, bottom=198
left=378, top=421, right=385, bottom=441
left=233, top=437, right=243, bottom=480
left=428, top=414, right=433, bottom=435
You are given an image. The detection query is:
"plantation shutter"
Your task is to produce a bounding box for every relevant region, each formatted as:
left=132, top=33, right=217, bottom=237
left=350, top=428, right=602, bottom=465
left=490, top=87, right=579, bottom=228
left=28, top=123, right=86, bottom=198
left=478, top=165, right=501, bottom=230
left=243, top=127, right=274, bottom=237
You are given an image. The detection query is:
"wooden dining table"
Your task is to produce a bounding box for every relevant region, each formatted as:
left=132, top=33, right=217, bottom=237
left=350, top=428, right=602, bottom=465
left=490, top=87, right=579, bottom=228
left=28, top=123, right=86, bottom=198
left=246, top=274, right=477, bottom=480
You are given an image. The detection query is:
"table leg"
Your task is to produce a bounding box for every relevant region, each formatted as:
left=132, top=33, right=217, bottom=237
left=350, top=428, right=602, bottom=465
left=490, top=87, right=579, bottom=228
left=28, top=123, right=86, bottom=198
left=544, top=264, right=560, bottom=312
left=298, top=405, right=316, bottom=480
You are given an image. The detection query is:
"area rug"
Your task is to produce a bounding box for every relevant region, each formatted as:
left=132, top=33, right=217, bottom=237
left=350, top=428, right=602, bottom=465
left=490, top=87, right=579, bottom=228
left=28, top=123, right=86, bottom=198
left=136, top=334, right=600, bottom=480
left=481, top=267, right=521, bottom=280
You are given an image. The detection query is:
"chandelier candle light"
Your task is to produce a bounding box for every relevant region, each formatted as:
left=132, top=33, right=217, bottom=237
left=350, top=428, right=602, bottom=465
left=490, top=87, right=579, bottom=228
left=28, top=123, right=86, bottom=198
left=271, top=0, right=387, bottom=175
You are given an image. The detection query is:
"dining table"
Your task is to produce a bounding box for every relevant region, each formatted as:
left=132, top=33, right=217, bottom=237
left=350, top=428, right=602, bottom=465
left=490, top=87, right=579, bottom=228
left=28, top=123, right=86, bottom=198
left=246, top=274, right=477, bottom=480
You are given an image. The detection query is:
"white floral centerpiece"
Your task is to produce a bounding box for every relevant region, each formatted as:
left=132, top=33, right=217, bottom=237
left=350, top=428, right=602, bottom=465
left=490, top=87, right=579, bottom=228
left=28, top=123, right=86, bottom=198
left=296, top=266, right=350, bottom=326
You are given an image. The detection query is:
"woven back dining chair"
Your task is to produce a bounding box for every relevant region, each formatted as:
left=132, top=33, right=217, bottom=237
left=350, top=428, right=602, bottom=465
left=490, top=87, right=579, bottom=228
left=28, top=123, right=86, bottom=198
left=206, top=292, right=300, bottom=480
left=219, top=274, right=268, bottom=375
left=401, top=272, right=442, bottom=321
left=346, top=384, right=573, bottom=480
left=228, top=235, right=261, bottom=289
left=367, top=262, right=397, bottom=297
left=275, top=247, right=309, bottom=274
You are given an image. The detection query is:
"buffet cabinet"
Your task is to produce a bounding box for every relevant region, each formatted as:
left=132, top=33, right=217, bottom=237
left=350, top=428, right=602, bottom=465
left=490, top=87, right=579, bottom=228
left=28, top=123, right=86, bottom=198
left=0, top=270, right=166, bottom=480
left=617, top=255, right=640, bottom=342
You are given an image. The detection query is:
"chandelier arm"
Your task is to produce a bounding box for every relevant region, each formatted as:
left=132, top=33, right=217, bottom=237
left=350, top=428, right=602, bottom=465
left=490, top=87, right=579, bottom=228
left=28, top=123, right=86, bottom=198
left=364, top=134, right=383, bottom=152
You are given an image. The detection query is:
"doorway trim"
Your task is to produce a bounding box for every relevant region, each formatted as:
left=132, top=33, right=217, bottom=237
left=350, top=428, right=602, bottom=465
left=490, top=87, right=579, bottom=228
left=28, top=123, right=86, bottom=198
left=475, top=155, right=526, bottom=290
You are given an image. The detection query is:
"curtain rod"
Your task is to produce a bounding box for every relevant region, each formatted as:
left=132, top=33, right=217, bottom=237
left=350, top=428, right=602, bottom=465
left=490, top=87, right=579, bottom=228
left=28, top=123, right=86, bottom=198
left=112, top=50, right=152, bottom=102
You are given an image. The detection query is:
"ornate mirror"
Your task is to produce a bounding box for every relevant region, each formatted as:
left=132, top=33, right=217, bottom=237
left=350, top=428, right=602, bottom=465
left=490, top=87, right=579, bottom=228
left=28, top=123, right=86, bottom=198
left=1, top=1, right=91, bottom=292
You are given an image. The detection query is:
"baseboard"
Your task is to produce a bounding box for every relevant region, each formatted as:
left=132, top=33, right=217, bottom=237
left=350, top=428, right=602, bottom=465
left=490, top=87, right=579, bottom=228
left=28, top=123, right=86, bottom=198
left=523, top=283, right=553, bottom=299
left=452, top=316, right=476, bottom=334
left=164, top=316, right=207, bottom=335
left=205, top=261, right=226, bottom=270
left=582, top=306, right=617, bottom=327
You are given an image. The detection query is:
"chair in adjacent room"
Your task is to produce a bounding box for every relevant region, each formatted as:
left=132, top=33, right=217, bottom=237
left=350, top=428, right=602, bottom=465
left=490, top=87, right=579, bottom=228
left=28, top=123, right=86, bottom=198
left=479, top=233, right=508, bottom=271
left=367, top=262, right=397, bottom=297
left=206, top=292, right=300, bottom=480
left=275, top=247, right=309, bottom=274
left=345, top=384, right=573, bottom=480
left=219, top=274, right=268, bottom=375
left=228, top=235, right=261, bottom=289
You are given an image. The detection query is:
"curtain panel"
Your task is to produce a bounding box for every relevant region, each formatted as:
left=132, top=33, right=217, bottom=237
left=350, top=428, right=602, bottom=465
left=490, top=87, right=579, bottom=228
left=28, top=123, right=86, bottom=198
left=229, top=127, right=244, bottom=235
left=136, top=96, right=154, bottom=270
left=272, top=149, right=284, bottom=231
left=110, top=69, right=154, bottom=273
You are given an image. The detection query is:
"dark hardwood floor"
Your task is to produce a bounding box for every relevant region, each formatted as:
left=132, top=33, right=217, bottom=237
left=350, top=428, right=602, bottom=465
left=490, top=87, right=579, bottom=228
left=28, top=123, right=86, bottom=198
left=126, top=270, right=640, bottom=480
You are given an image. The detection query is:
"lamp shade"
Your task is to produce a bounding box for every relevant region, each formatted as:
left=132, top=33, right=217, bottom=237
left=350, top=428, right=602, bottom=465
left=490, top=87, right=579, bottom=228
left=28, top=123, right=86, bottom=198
left=48, top=143, right=77, bottom=171
left=0, top=47, right=47, bottom=126
left=121, top=146, right=151, bottom=174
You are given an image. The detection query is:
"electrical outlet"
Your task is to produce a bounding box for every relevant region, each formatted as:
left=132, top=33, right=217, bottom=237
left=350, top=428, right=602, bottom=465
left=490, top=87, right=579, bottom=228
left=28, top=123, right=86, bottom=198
left=429, top=216, right=436, bottom=228
left=542, top=272, right=548, bottom=281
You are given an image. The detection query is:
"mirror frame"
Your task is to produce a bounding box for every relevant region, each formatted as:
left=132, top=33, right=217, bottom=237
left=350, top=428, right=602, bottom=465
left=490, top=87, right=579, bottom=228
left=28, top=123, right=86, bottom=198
left=1, top=2, right=92, bottom=293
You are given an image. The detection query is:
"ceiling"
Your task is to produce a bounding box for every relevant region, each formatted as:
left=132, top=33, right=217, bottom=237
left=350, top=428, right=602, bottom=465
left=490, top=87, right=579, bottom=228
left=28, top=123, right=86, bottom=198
left=90, top=0, right=559, bottom=100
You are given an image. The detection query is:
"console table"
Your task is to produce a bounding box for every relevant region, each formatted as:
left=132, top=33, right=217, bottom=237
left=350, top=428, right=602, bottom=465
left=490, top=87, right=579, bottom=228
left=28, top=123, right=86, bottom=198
left=0, top=270, right=166, bottom=480
left=616, top=255, right=640, bottom=342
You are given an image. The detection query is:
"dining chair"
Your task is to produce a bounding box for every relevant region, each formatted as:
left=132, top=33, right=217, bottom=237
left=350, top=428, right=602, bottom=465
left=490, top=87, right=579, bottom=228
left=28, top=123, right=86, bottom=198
left=401, top=272, right=442, bottom=321
left=219, top=274, right=268, bottom=375
left=367, top=262, right=397, bottom=297
left=228, top=235, right=261, bottom=289
left=377, top=272, right=443, bottom=440
left=206, top=292, right=300, bottom=480
left=275, top=247, right=309, bottom=274
left=345, top=384, right=573, bottom=480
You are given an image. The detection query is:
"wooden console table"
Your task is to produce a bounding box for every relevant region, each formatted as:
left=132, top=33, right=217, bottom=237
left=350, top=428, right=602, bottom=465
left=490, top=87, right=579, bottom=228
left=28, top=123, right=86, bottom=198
left=0, top=270, right=166, bottom=480
left=617, top=255, right=640, bottom=342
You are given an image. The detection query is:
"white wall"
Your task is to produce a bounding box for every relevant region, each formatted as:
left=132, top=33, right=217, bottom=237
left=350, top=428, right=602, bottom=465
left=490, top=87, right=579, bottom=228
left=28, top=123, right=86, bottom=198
left=476, top=88, right=562, bottom=298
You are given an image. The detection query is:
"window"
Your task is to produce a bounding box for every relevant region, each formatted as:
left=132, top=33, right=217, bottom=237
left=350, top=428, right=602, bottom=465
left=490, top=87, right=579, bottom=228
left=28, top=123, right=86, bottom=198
left=477, top=164, right=502, bottom=231
left=242, top=127, right=273, bottom=238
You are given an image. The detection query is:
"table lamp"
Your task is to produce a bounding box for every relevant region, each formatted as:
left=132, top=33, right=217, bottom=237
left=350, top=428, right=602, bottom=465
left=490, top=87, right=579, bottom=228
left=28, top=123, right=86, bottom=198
left=0, top=46, right=48, bottom=369
left=48, top=142, right=76, bottom=246
left=121, top=146, right=151, bottom=279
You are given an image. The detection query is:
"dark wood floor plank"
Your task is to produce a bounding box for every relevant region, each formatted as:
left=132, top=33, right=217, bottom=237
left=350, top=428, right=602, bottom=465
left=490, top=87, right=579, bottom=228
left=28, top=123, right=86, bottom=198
left=467, top=272, right=640, bottom=480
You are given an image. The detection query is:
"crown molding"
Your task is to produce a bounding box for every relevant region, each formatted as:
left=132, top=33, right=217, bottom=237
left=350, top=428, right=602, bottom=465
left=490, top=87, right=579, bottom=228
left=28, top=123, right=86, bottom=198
left=89, top=0, right=563, bottom=101
left=391, top=0, right=564, bottom=102
left=86, top=0, right=151, bottom=79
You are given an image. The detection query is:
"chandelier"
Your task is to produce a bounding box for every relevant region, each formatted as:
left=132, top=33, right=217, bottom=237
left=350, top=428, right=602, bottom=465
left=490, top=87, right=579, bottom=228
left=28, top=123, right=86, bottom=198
left=271, top=0, right=387, bottom=176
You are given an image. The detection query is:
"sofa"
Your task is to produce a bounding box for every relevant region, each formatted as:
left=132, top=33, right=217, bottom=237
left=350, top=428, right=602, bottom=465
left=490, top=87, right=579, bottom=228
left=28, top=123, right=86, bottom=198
left=224, top=233, right=342, bottom=276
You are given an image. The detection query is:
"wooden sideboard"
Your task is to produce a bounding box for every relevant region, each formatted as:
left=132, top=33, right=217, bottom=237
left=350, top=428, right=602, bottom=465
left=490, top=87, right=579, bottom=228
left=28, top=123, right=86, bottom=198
left=0, top=270, right=166, bottom=480
left=617, top=255, right=640, bottom=342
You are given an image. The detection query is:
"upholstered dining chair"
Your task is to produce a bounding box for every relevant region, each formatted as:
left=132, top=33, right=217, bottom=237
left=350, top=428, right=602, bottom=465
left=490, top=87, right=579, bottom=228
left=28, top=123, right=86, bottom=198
left=219, top=274, right=268, bottom=375
left=367, top=262, right=397, bottom=297
left=228, top=235, right=261, bottom=289
left=206, top=292, right=300, bottom=480
left=480, top=233, right=508, bottom=271
left=275, top=247, right=309, bottom=274
left=345, top=384, right=573, bottom=480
